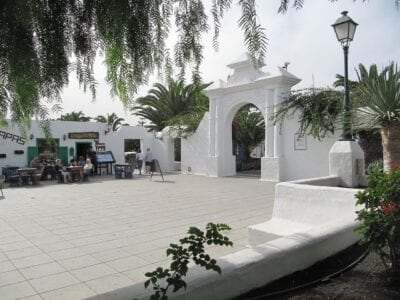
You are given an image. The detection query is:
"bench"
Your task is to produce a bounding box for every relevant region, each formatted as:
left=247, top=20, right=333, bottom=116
left=248, top=176, right=362, bottom=246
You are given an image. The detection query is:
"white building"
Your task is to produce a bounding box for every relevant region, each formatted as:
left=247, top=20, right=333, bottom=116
left=0, top=121, right=179, bottom=174
left=1, top=54, right=342, bottom=182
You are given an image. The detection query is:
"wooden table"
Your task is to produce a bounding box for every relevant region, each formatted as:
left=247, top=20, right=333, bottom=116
left=17, top=168, right=40, bottom=185
left=66, top=166, right=83, bottom=182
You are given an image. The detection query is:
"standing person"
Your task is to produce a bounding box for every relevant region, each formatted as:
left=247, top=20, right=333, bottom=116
left=87, top=146, right=97, bottom=176
left=145, top=148, right=153, bottom=174
left=136, top=149, right=145, bottom=175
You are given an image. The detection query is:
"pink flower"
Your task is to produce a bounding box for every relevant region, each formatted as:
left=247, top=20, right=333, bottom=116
left=392, top=161, right=399, bottom=171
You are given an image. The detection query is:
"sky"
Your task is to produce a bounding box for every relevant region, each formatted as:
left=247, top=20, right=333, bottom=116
left=54, top=0, right=400, bottom=125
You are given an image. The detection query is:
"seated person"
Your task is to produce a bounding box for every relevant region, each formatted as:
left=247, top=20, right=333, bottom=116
left=83, top=159, right=93, bottom=181
left=30, top=156, right=45, bottom=181
left=30, top=156, right=43, bottom=170
left=70, top=157, right=78, bottom=166
left=78, top=156, right=86, bottom=167
left=39, top=156, right=49, bottom=180
left=54, top=159, right=71, bottom=183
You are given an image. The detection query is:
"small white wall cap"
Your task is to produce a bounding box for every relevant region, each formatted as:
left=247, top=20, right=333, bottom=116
left=206, top=79, right=227, bottom=90
left=263, top=66, right=301, bottom=82
left=227, top=52, right=265, bottom=69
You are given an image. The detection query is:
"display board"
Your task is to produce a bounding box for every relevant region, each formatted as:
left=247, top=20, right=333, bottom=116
left=96, top=151, right=115, bottom=175
left=96, top=151, right=115, bottom=163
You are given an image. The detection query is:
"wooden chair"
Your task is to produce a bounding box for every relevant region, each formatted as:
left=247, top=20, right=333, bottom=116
left=5, top=168, right=20, bottom=187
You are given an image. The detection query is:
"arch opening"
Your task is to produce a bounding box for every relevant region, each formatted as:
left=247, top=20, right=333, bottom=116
left=229, top=103, right=265, bottom=177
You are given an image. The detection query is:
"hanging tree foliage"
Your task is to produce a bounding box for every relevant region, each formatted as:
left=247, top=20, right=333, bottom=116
left=0, top=0, right=268, bottom=127
left=1, top=0, right=397, bottom=127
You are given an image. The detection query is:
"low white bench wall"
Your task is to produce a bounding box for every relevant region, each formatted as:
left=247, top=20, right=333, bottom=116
left=248, top=176, right=361, bottom=246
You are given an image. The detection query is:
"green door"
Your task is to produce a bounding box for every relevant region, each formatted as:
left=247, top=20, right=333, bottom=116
left=27, top=147, right=38, bottom=167
left=58, top=147, right=68, bottom=165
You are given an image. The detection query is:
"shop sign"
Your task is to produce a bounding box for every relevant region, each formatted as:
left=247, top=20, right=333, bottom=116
left=0, top=130, right=26, bottom=145
left=68, top=132, right=99, bottom=139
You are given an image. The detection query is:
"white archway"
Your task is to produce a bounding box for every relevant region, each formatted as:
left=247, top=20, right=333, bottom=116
left=205, top=53, right=300, bottom=181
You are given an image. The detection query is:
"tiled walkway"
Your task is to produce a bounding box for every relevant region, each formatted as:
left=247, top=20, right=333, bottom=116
left=0, top=173, right=275, bottom=300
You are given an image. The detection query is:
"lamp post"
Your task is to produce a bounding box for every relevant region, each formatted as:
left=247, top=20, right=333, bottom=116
left=332, top=11, right=358, bottom=141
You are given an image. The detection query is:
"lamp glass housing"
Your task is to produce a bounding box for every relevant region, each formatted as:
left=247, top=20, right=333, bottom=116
left=332, top=11, right=358, bottom=46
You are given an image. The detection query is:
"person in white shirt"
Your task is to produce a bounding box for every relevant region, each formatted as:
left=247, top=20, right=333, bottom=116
left=145, top=148, right=153, bottom=174
left=136, top=149, right=145, bottom=175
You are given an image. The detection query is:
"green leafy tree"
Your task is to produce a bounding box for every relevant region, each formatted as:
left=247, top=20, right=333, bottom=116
left=58, top=111, right=91, bottom=122
left=233, top=104, right=265, bottom=159
left=0, top=0, right=268, bottom=126
left=144, top=223, right=233, bottom=299
left=131, top=80, right=210, bottom=133
left=94, top=112, right=125, bottom=131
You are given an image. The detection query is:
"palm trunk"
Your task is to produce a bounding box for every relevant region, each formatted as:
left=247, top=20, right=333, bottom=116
left=380, top=122, right=400, bottom=172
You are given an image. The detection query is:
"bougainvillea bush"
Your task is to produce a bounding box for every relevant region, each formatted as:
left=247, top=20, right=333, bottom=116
left=356, top=162, right=400, bottom=281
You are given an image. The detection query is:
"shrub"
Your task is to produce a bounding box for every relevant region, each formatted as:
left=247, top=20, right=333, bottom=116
left=356, top=162, right=400, bottom=280
left=366, top=159, right=383, bottom=174
left=144, top=223, right=233, bottom=299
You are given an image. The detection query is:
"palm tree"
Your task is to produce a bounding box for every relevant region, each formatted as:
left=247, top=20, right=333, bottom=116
left=131, top=80, right=210, bottom=133
left=233, top=105, right=265, bottom=160
left=94, top=113, right=125, bottom=131
left=58, top=111, right=91, bottom=122
left=356, top=62, right=400, bottom=171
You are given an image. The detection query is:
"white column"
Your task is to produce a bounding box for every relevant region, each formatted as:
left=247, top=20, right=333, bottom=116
left=208, top=97, right=216, bottom=157
left=273, top=87, right=284, bottom=157
left=265, top=89, right=275, bottom=158
left=215, top=99, right=222, bottom=156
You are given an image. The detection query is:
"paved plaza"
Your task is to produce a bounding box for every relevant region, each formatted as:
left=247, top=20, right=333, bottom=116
left=0, top=173, right=275, bottom=300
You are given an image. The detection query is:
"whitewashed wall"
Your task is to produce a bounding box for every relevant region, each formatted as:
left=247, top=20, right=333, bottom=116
left=181, top=112, right=210, bottom=175
left=0, top=120, right=176, bottom=172
left=279, top=112, right=340, bottom=181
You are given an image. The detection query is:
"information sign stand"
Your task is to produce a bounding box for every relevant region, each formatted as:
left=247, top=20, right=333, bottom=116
left=150, top=159, right=164, bottom=182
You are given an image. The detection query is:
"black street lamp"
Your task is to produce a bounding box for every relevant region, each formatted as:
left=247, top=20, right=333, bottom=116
left=332, top=11, right=358, bottom=141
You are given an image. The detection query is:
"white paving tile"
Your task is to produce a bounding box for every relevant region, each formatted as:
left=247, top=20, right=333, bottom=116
left=40, top=283, right=96, bottom=300
left=29, top=271, right=80, bottom=293
left=70, top=264, right=118, bottom=282
left=58, top=255, right=100, bottom=271
left=85, top=273, right=132, bottom=294
left=0, top=260, right=16, bottom=273
left=0, top=270, right=25, bottom=287
left=19, top=261, right=66, bottom=280
left=105, top=256, right=150, bottom=272
left=0, top=281, right=37, bottom=300
left=4, top=246, right=43, bottom=260
left=11, top=253, right=54, bottom=269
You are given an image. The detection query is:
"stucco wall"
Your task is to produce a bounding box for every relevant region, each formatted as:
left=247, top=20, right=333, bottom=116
left=181, top=113, right=210, bottom=175
left=279, top=112, right=340, bottom=181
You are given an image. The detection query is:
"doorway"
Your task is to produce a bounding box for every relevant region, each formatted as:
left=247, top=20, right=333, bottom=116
left=76, top=142, right=92, bottom=160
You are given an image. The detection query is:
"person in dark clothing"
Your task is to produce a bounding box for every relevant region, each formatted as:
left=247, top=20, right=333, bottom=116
left=87, top=146, right=98, bottom=175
